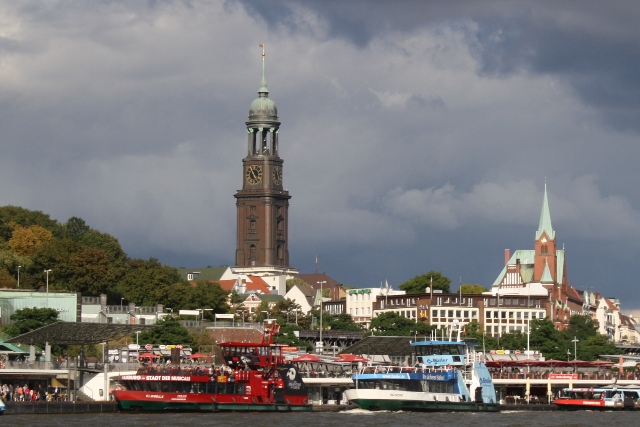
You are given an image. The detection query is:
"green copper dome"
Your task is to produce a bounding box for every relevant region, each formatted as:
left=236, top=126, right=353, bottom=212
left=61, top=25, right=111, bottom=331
left=248, top=92, right=278, bottom=121
left=248, top=53, right=278, bottom=122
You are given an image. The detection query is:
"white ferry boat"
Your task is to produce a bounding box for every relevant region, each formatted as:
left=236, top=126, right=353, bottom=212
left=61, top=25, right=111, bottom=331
left=344, top=321, right=500, bottom=412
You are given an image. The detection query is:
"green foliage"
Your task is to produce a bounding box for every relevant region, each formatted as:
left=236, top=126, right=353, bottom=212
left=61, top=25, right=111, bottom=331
left=324, top=313, right=362, bottom=332
left=0, top=206, right=64, bottom=241
left=399, top=271, right=451, bottom=294
left=370, top=312, right=434, bottom=336
left=273, top=323, right=312, bottom=351
left=135, top=317, right=197, bottom=349
left=458, top=284, right=488, bottom=294
left=116, top=258, right=183, bottom=306
left=563, top=314, right=599, bottom=342
left=5, top=307, right=60, bottom=337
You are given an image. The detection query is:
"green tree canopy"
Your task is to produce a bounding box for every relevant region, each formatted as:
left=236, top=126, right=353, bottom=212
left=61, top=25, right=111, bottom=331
left=370, top=312, right=434, bottom=336
left=399, top=271, right=451, bottom=294
left=324, top=313, right=362, bottom=332
left=135, top=317, right=197, bottom=349
left=5, top=307, right=60, bottom=337
left=458, top=284, right=488, bottom=294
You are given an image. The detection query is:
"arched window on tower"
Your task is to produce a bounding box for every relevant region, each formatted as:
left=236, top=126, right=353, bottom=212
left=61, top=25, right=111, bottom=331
left=541, top=245, right=548, bottom=254
left=250, top=245, right=256, bottom=263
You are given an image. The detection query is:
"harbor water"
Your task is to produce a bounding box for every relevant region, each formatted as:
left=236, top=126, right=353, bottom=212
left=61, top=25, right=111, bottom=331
left=3, top=409, right=639, bottom=427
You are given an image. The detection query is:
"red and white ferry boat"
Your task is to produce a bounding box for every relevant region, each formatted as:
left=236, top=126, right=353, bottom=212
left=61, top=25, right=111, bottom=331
left=553, top=386, right=640, bottom=411
left=112, top=322, right=311, bottom=412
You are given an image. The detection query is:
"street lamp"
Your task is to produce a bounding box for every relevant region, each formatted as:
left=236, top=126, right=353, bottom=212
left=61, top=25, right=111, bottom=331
left=17, top=265, right=21, bottom=289
left=317, top=280, right=327, bottom=354
left=44, top=269, right=52, bottom=307
left=571, top=336, right=579, bottom=361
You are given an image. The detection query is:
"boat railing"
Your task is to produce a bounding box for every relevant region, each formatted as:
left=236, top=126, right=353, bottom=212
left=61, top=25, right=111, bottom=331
left=354, top=365, right=457, bottom=375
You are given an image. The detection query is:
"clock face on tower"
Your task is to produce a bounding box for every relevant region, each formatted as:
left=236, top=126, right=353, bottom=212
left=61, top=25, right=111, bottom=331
left=246, top=165, right=262, bottom=184
left=273, top=166, right=282, bottom=185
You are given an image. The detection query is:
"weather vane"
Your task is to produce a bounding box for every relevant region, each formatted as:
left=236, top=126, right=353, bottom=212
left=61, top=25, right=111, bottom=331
left=259, top=43, right=265, bottom=60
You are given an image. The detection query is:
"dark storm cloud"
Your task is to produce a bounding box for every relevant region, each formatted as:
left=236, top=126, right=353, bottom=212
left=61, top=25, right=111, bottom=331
left=2, top=0, right=640, bottom=311
left=242, top=0, right=640, bottom=133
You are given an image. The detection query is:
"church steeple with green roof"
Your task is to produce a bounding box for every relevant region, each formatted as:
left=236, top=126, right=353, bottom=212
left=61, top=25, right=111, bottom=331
left=536, top=183, right=555, bottom=241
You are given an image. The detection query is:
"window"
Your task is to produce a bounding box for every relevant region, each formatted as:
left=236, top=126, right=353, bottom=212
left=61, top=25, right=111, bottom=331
left=501, top=311, right=506, bottom=319
left=456, top=310, right=462, bottom=318
left=490, top=298, right=496, bottom=306
left=448, top=310, right=454, bottom=318
left=494, top=311, right=499, bottom=319
left=486, top=310, right=491, bottom=319
left=367, top=307, right=371, bottom=314
left=436, top=297, right=442, bottom=306
left=504, top=298, right=511, bottom=305
left=524, top=312, right=529, bottom=319
left=445, top=297, right=450, bottom=303
left=464, top=310, right=469, bottom=318
left=532, top=312, right=537, bottom=319
left=516, top=312, right=521, bottom=319
left=508, top=311, right=514, bottom=319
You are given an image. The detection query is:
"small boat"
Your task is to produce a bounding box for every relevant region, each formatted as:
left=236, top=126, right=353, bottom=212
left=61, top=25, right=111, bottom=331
left=553, top=384, right=640, bottom=410
left=344, top=321, right=500, bottom=412
left=112, top=321, right=311, bottom=412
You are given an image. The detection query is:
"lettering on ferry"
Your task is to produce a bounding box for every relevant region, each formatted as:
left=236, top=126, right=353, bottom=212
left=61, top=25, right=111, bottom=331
left=480, top=377, right=493, bottom=386
left=122, top=375, right=192, bottom=381
left=424, top=357, right=449, bottom=365
left=423, top=373, right=447, bottom=381
left=145, top=394, right=165, bottom=399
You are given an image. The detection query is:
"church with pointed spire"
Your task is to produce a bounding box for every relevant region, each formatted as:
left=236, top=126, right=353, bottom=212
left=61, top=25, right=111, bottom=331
left=488, top=184, right=582, bottom=334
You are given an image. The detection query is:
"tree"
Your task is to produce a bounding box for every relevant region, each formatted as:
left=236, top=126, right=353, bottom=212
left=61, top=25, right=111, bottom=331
left=9, top=225, right=53, bottom=257
left=135, top=317, right=197, bottom=349
left=4, top=307, right=59, bottom=337
left=64, top=216, right=90, bottom=242
left=324, top=313, right=362, bottom=332
left=116, top=258, right=183, bottom=306
left=370, top=312, right=434, bottom=336
left=458, top=284, right=488, bottom=294
left=399, top=271, right=451, bottom=294
left=183, top=281, right=229, bottom=315
left=563, top=314, right=599, bottom=342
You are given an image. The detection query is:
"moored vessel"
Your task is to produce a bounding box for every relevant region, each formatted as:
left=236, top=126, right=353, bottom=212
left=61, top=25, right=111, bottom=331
left=553, top=384, right=640, bottom=410
left=112, top=321, right=311, bottom=412
left=344, top=321, right=500, bottom=412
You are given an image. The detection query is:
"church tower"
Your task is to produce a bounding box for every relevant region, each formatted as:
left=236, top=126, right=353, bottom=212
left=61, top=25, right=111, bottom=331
left=233, top=46, right=296, bottom=275
left=533, top=183, right=557, bottom=284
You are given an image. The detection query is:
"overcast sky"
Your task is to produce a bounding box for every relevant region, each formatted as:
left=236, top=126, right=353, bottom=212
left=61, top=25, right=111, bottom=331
left=2, top=1, right=640, bottom=310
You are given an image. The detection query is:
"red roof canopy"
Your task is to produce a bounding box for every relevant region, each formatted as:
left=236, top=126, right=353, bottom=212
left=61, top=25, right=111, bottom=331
left=333, top=354, right=369, bottom=363
left=292, top=353, right=323, bottom=363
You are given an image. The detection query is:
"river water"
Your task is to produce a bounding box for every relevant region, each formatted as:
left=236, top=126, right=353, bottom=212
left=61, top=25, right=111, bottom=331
left=4, top=409, right=639, bottom=427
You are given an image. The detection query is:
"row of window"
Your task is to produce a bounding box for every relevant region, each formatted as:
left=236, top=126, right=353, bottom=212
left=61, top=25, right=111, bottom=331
left=485, top=310, right=546, bottom=320
left=431, top=309, right=479, bottom=319
left=487, top=297, right=541, bottom=307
